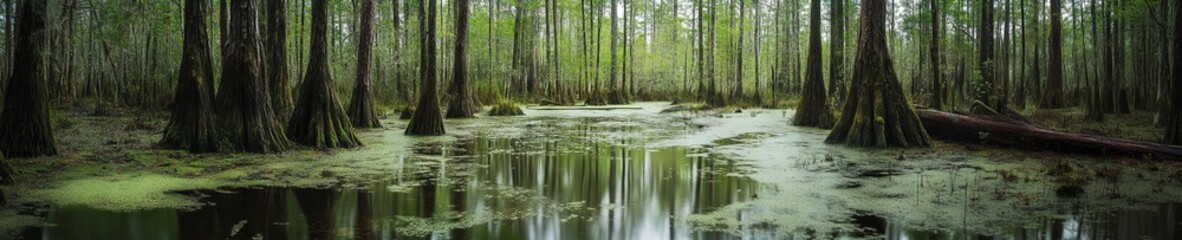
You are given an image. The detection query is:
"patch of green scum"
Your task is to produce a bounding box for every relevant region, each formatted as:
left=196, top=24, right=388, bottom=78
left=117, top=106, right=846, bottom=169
left=684, top=120, right=1182, bottom=238
left=30, top=173, right=221, bottom=211
left=711, top=132, right=775, bottom=146
left=0, top=210, right=45, bottom=238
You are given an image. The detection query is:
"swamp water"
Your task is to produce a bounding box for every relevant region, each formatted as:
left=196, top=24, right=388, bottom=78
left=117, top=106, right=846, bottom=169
left=10, top=103, right=1182, bottom=239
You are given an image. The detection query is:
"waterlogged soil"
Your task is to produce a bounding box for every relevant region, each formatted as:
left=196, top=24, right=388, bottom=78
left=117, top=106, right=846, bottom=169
left=4, top=102, right=1182, bottom=239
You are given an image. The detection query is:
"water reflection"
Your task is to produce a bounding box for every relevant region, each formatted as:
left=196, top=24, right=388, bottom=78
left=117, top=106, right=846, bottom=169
left=21, top=133, right=760, bottom=239
left=17, top=128, right=1182, bottom=239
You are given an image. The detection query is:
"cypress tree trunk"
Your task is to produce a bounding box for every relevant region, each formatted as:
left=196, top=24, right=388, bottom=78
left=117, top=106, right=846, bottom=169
left=928, top=0, right=942, bottom=110
left=1039, top=0, right=1063, bottom=108
left=1165, top=0, right=1182, bottom=145
left=215, top=0, right=291, bottom=153
left=406, top=0, right=446, bottom=136
left=161, top=0, right=220, bottom=153
left=446, top=0, right=478, bottom=118
left=1084, top=0, right=1103, bottom=121
left=829, top=0, right=845, bottom=103
left=607, top=0, right=625, bottom=104
left=792, top=0, right=832, bottom=128
left=826, top=0, right=933, bottom=148
left=976, top=0, right=996, bottom=107
left=1016, top=0, right=1026, bottom=109
left=348, top=0, right=383, bottom=127
left=288, top=0, right=361, bottom=149
left=0, top=0, right=56, bottom=158
left=267, top=0, right=294, bottom=121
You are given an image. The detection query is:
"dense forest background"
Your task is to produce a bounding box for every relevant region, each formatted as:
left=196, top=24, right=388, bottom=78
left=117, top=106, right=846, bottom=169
left=1, top=0, right=1170, bottom=112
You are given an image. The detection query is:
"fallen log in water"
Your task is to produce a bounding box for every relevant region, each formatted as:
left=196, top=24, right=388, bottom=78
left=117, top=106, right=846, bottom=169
left=914, top=106, right=1182, bottom=160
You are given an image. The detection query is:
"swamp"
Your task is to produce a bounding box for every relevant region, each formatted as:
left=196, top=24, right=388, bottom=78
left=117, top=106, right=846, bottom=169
left=2, top=0, right=1182, bottom=239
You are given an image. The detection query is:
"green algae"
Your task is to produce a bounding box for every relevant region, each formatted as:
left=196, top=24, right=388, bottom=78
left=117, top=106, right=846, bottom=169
left=9, top=102, right=1182, bottom=239
left=32, top=174, right=219, bottom=211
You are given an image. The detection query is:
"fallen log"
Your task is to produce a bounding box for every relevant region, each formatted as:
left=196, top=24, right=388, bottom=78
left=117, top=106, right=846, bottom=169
left=914, top=106, right=1182, bottom=160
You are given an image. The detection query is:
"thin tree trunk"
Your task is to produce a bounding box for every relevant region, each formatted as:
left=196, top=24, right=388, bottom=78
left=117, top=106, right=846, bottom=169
left=829, top=0, right=845, bottom=103
left=929, top=0, right=942, bottom=110
left=1040, top=0, right=1064, bottom=108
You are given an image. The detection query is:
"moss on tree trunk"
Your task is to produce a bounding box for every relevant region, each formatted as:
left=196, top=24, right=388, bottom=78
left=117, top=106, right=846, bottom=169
left=161, top=0, right=219, bottom=153
left=288, top=0, right=362, bottom=149
left=406, top=0, right=446, bottom=136
left=215, top=0, right=291, bottom=153
left=1165, top=0, right=1182, bottom=145
left=267, top=0, right=294, bottom=122
left=446, top=0, right=479, bottom=118
left=826, top=0, right=932, bottom=148
left=793, top=0, right=834, bottom=128
left=347, top=0, right=383, bottom=128
left=0, top=0, right=57, bottom=158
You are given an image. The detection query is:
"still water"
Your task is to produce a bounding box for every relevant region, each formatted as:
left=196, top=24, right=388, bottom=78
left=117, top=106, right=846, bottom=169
left=13, top=108, right=1182, bottom=239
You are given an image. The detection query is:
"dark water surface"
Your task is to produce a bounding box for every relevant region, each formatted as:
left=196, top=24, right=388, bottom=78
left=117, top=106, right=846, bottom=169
left=14, top=110, right=1182, bottom=239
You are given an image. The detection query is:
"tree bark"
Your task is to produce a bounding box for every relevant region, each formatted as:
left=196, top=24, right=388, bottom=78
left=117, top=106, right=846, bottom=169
left=215, top=0, right=291, bottom=153
left=348, top=0, right=383, bottom=127
left=162, top=0, right=220, bottom=153
left=928, top=0, right=943, bottom=110
left=288, top=0, right=361, bottom=149
left=607, top=0, right=626, bottom=104
left=1040, top=0, right=1064, bottom=108
left=267, top=0, right=293, bottom=122
left=825, top=0, right=933, bottom=148
left=829, top=0, right=845, bottom=103
left=406, top=0, right=446, bottom=136
left=0, top=0, right=56, bottom=158
left=445, top=0, right=478, bottom=118
left=1165, top=0, right=1182, bottom=145
left=976, top=0, right=996, bottom=107
left=792, top=0, right=832, bottom=128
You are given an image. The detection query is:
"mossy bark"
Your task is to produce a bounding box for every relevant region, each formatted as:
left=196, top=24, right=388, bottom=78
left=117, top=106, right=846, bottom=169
left=793, top=0, right=834, bottom=128
left=347, top=0, right=383, bottom=128
left=288, top=0, right=361, bottom=149
left=445, top=0, right=479, bottom=118
left=406, top=0, right=446, bottom=136
left=161, top=0, right=219, bottom=153
left=215, top=0, right=291, bottom=153
left=826, top=0, right=932, bottom=148
left=267, top=0, right=294, bottom=121
left=829, top=0, right=845, bottom=103
left=0, top=0, right=56, bottom=158
left=1165, top=0, right=1182, bottom=145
